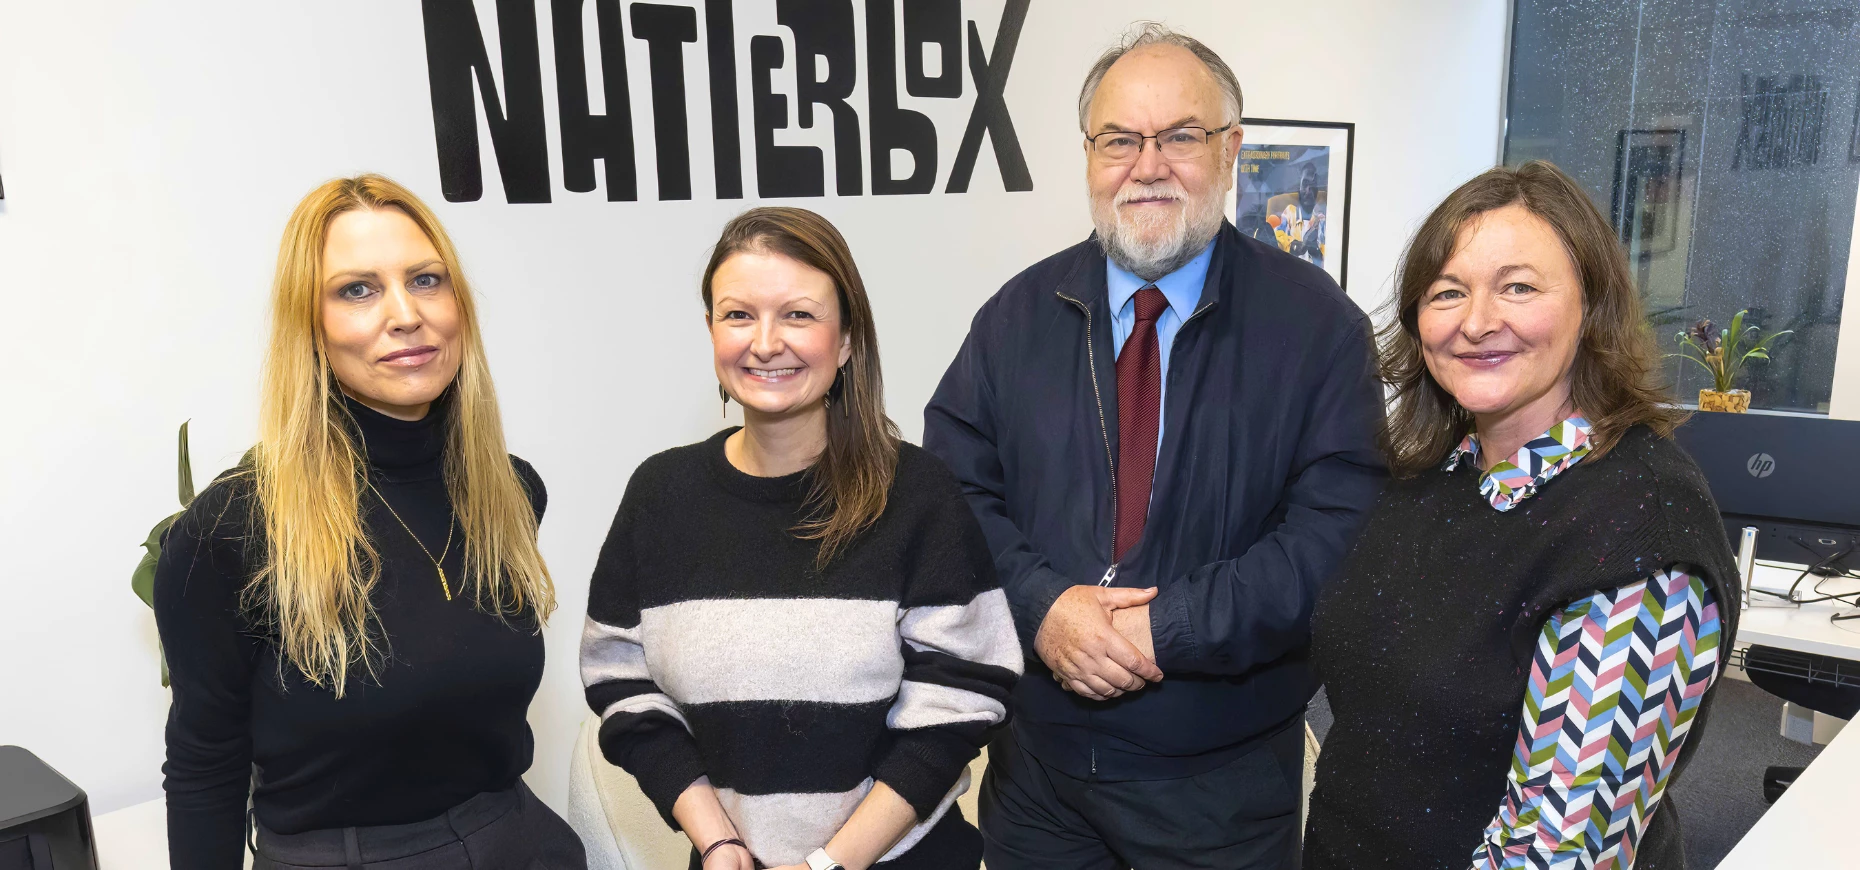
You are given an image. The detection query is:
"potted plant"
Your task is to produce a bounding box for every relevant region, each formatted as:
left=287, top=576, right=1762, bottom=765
left=1670, top=310, right=1792, bottom=413
left=131, top=422, right=196, bottom=686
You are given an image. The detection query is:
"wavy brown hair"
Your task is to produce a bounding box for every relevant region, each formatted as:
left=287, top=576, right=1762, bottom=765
left=701, top=207, right=900, bottom=568
left=1380, top=160, right=1686, bottom=477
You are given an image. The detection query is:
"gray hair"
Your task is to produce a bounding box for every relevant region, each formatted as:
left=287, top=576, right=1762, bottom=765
left=1077, top=22, right=1244, bottom=134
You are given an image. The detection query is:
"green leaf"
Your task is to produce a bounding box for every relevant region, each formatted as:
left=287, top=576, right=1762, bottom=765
left=178, top=421, right=195, bottom=507
left=1670, top=351, right=1720, bottom=383
left=1745, top=350, right=1770, bottom=360
left=130, top=552, right=159, bottom=609
left=1752, top=328, right=1794, bottom=354
left=1729, top=309, right=1748, bottom=349
left=135, top=512, right=181, bottom=688
left=132, top=511, right=183, bottom=608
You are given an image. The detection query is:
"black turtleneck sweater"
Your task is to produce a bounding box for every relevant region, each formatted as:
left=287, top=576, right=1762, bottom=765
left=153, top=397, right=547, bottom=869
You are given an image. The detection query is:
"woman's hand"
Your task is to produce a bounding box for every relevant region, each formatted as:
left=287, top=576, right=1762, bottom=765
left=677, top=778, right=752, bottom=870
left=702, top=842, right=756, bottom=870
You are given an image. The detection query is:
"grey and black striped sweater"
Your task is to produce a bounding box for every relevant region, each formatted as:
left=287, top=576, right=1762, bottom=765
left=580, top=429, right=1021, bottom=868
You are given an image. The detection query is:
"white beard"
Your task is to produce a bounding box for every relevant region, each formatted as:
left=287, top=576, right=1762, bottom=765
left=1091, top=180, right=1226, bottom=280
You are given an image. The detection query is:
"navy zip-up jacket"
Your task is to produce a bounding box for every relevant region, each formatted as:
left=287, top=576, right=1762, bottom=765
left=924, top=222, right=1386, bottom=781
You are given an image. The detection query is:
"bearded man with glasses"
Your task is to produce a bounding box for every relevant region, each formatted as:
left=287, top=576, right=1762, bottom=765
left=925, top=23, right=1386, bottom=870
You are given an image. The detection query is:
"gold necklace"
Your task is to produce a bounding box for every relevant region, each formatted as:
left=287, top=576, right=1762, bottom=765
left=366, top=481, right=457, bottom=601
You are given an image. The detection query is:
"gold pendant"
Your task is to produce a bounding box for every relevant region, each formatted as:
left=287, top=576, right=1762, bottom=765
left=438, top=567, right=451, bottom=601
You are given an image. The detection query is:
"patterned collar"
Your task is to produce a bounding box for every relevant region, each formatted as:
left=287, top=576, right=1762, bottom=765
left=1443, top=415, right=1594, bottom=511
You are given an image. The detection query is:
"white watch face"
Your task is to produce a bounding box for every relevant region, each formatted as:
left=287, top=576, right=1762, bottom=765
left=806, top=849, right=843, bottom=870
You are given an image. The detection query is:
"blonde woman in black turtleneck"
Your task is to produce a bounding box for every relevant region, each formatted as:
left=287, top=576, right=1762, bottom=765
left=154, top=175, right=585, bottom=870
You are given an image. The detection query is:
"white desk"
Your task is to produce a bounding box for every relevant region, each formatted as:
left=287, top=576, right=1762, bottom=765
left=1713, top=561, right=1860, bottom=869
left=1737, top=561, right=1860, bottom=660
left=1717, top=713, right=1860, bottom=869
left=90, top=798, right=251, bottom=870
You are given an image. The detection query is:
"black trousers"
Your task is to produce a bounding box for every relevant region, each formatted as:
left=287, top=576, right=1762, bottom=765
left=978, top=722, right=1303, bottom=870
left=253, top=782, right=586, bottom=869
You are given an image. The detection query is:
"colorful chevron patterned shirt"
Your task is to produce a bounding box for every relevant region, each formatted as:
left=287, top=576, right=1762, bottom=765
left=1449, top=417, right=1722, bottom=870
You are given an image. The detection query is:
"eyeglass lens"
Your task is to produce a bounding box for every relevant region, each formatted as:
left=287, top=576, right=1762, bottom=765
left=1092, top=128, right=1213, bottom=161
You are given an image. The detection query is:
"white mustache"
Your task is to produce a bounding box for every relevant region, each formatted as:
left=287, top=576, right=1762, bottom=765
left=1115, top=182, right=1186, bottom=206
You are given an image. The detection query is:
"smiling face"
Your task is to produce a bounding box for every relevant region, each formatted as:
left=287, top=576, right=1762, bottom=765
left=1417, top=202, right=1585, bottom=429
left=1085, top=43, right=1241, bottom=278
left=708, top=249, right=852, bottom=422
left=319, top=207, right=463, bottom=420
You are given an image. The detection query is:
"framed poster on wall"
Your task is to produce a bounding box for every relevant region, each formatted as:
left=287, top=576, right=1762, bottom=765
left=1229, top=118, right=1354, bottom=290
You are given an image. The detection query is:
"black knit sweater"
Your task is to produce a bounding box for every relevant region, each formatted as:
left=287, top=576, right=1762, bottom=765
left=1305, top=426, right=1740, bottom=870
left=154, top=396, right=547, bottom=869
left=581, top=429, right=1021, bottom=869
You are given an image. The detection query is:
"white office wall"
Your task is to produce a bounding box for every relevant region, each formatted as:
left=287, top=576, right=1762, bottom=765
left=0, top=0, right=1509, bottom=815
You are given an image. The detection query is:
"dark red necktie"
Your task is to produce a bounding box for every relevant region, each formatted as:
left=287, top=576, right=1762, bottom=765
left=1114, top=287, right=1167, bottom=562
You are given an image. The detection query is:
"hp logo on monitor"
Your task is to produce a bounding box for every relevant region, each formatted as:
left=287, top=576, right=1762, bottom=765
left=1747, top=453, right=1777, bottom=478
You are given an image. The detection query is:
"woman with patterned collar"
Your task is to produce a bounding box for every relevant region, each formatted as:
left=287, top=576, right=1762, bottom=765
left=1304, top=161, right=1740, bottom=870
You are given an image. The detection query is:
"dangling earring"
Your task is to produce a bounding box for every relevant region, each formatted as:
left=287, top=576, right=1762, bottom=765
left=719, top=384, right=729, bottom=418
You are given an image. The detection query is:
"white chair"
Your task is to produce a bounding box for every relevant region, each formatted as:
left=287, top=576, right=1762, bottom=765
left=565, top=715, right=691, bottom=870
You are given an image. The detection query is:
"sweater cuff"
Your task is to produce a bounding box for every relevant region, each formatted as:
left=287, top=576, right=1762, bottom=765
left=873, top=728, right=978, bottom=820
left=597, top=715, right=707, bottom=830
left=165, top=799, right=250, bottom=870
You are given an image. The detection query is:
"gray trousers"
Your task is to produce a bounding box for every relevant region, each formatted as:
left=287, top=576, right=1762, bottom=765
left=253, top=782, right=586, bottom=870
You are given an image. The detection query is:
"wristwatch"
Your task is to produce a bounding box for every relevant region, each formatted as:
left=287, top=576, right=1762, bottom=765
left=805, top=848, right=845, bottom=870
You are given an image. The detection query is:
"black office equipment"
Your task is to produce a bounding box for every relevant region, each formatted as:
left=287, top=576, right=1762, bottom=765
left=0, top=746, right=97, bottom=870
left=1671, top=409, right=1860, bottom=566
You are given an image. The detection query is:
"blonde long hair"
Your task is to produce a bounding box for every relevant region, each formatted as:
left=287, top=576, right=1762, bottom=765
left=250, top=174, right=553, bottom=696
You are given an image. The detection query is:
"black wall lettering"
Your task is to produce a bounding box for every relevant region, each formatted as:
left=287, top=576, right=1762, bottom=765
left=706, top=0, right=743, bottom=199
left=551, top=0, right=636, bottom=201
left=903, top=0, right=960, bottom=98
left=751, top=35, right=825, bottom=197
left=778, top=0, right=861, bottom=196
left=422, top=0, right=551, bottom=203
left=425, top=0, right=1030, bottom=203
left=866, top=0, right=937, bottom=194
left=946, top=0, right=1031, bottom=193
left=630, top=4, right=699, bottom=200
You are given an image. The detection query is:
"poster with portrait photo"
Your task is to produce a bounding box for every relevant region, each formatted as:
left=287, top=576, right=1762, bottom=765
left=1230, top=119, right=1354, bottom=290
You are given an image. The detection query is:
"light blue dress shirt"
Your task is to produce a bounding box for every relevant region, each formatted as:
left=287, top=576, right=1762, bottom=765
left=1106, top=240, right=1216, bottom=451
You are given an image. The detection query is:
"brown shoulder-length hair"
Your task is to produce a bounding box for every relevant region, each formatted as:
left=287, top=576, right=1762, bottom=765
left=701, top=207, right=901, bottom=568
left=1381, top=160, right=1687, bottom=477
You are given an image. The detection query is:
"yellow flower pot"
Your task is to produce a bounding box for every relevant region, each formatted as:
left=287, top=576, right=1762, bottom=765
left=1698, top=389, right=1750, bottom=413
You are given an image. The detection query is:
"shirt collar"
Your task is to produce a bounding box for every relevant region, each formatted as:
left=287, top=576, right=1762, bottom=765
left=1444, top=414, right=1595, bottom=511
left=1106, top=239, right=1216, bottom=319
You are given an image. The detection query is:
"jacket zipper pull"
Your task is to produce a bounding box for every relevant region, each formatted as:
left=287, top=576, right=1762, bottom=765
left=1098, top=563, right=1119, bottom=587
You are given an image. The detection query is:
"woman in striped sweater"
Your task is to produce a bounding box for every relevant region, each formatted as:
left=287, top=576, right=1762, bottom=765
left=581, top=207, right=1021, bottom=870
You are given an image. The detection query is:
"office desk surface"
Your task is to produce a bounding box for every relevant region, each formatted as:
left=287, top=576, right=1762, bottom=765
left=92, top=798, right=171, bottom=870
left=1716, top=712, right=1859, bottom=869
left=1737, top=562, right=1860, bottom=660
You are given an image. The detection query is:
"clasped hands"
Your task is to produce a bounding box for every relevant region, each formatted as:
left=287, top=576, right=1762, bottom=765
left=1033, top=585, right=1163, bottom=701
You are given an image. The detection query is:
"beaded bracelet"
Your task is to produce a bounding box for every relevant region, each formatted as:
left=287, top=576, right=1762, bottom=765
left=701, top=838, right=748, bottom=863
